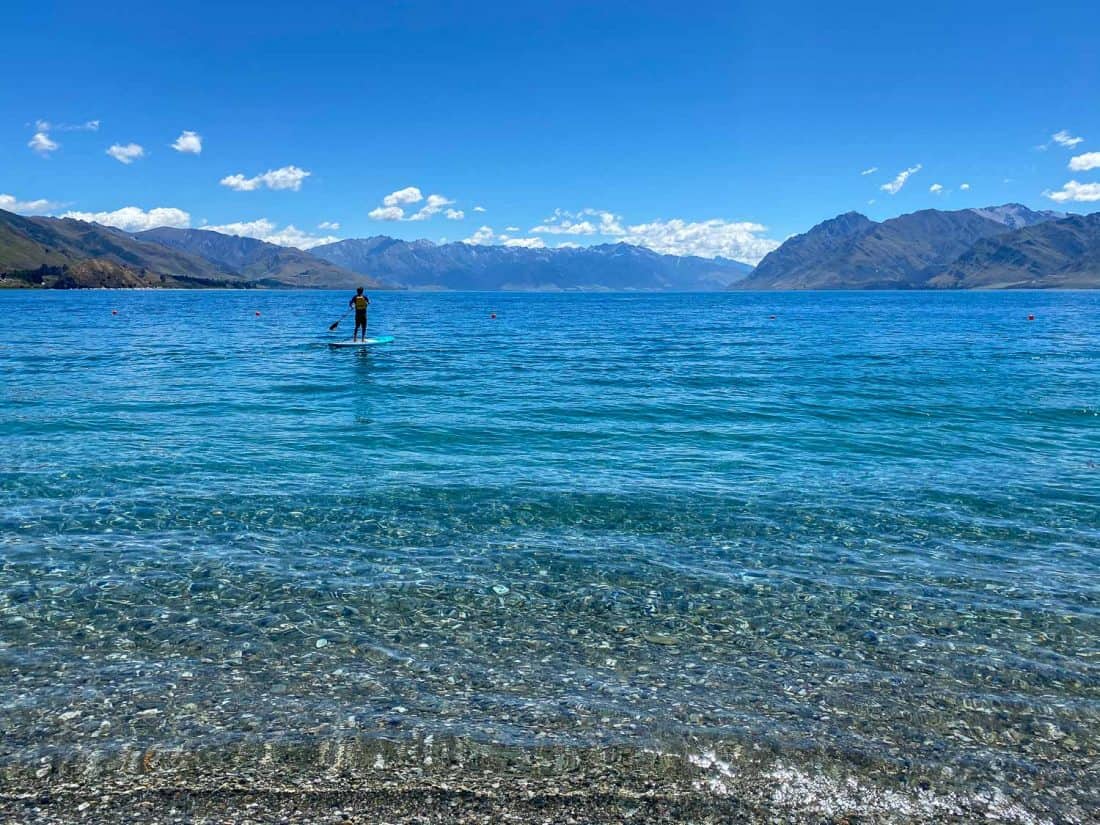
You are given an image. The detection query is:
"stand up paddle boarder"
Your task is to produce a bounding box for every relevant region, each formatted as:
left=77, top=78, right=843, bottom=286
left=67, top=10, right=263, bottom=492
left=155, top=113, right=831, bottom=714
left=349, top=287, right=370, bottom=341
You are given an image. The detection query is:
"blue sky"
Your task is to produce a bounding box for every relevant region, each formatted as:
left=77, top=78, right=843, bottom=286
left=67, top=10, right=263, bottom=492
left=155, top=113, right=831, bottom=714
left=3, top=0, right=1099, bottom=263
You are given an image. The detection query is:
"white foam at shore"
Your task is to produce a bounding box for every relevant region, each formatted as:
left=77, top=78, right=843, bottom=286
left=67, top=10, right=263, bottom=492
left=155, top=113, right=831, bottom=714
left=688, top=750, right=1066, bottom=825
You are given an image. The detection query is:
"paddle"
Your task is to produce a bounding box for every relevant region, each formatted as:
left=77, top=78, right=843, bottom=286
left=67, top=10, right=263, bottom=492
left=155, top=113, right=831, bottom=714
left=329, top=307, right=352, bottom=331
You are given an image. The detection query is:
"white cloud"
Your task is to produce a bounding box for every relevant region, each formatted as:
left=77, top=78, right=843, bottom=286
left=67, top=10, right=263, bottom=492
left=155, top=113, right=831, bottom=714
left=929, top=183, right=944, bottom=194
left=28, top=132, right=59, bottom=155
left=532, top=218, right=597, bottom=235
left=1068, top=151, right=1100, bottom=172
left=318, top=220, right=340, bottom=230
left=260, top=166, right=310, bottom=190
left=106, top=143, right=145, bottom=164
left=860, top=167, right=878, bottom=176
left=471, top=213, right=778, bottom=262
left=203, top=218, right=338, bottom=249
left=27, top=120, right=100, bottom=156
left=464, top=225, right=496, bottom=244
left=881, top=164, right=921, bottom=194
left=371, top=188, right=456, bottom=221
left=1044, top=180, right=1100, bottom=203
left=171, top=130, right=202, bottom=154
left=473, top=205, right=486, bottom=212
left=472, top=210, right=778, bottom=263
left=463, top=225, right=540, bottom=247
left=557, top=241, right=581, bottom=249
left=867, top=199, right=876, bottom=205
left=408, top=193, right=454, bottom=221
left=532, top=208, right=625, bottom=236
left=382, top=186, right=423, bottom=207
left=1052, top=130, right=1084, bottom=148
left=960, top=183, right=971, bottom=191
left=619, top=218, right=780, bottom=264
left=220, top=165, right=310, bottom=192
left=0, top=193, right=62, bottom=214
left=368, top=205, right=405, bottom=221
left=36, top=119, right=98, bottom=132
left=582, top=208, right=625, bottom=234
left=61, top=206, right=191, bottom=232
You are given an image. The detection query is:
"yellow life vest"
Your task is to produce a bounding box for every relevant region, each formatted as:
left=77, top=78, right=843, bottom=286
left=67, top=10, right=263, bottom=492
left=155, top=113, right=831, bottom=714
left=354, top=295, right=367, bottom=310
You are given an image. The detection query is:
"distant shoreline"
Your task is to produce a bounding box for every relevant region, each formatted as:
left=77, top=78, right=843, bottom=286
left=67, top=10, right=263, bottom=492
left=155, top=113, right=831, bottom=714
left=2, top=281, right=1098, bottom=293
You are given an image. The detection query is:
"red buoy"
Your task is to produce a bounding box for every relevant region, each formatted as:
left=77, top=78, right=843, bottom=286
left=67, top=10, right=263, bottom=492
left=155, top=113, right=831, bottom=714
left=1028, top=314, right=1035, bottom=321
left=255, top=311, right=261, bottom=317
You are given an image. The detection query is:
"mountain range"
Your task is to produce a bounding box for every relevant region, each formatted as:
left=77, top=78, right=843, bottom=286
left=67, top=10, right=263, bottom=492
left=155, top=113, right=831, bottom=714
left=0, top=210, right=384, bottom=290
left=0, top=208, right=749, bottom=291
left=311, top=236, right=753, bottom=291
left=3, top=204, right=1100, bottom=291
left=133, top=227, right=382, bottom=289
left=0, top=209, right=237, bottom=287
left=733, top=204, right=1083, bottom=290
left=929, top=212, right=1100, bottom=288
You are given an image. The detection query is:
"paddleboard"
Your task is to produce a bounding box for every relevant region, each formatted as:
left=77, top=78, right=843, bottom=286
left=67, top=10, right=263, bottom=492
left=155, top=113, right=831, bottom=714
left=329, top=336, right=394, bottom=348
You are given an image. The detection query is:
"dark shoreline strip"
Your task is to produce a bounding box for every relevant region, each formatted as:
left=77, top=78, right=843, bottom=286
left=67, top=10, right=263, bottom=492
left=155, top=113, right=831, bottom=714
left=0, top=737, right=1084, bottom=824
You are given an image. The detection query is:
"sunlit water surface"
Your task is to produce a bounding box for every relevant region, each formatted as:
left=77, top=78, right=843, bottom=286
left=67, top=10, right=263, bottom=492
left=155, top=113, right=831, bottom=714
left=1, top=290, right=1097, bottom=812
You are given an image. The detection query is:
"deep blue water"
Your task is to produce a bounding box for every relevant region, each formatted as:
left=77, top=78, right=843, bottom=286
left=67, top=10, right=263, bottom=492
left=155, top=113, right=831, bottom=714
left=1, top=289, right=1098, bottom=809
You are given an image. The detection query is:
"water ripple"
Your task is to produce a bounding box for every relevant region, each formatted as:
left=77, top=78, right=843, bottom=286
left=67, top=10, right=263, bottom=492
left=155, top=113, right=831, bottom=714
left=1, top=290, right=1098, bottom=812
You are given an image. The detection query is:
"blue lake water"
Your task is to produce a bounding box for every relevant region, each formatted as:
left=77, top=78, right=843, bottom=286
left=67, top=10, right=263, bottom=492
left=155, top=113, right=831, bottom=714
left=1, top=289, right=1098, bottom=813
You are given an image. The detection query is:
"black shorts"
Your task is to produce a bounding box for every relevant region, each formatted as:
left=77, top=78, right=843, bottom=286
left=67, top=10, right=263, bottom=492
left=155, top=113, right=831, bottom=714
left=354, top=310, right=367, bottom=325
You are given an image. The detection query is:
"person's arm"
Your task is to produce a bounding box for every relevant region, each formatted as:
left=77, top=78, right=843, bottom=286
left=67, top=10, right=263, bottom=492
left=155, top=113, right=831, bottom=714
left=349, top=296, right=355, bottom=307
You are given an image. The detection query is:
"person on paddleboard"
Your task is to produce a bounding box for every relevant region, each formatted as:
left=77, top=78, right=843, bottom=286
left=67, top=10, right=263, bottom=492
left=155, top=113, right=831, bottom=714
left=348, top=287, right=370, bottom=341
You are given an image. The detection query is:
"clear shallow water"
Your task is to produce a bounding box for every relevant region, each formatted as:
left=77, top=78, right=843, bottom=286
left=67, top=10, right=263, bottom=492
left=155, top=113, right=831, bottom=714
left=1, top=290, right=1098, bottom=809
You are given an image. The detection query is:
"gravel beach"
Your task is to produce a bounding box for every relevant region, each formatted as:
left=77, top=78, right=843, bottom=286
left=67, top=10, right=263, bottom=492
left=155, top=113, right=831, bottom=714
left=1, top=737, right=1090, bottom=824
